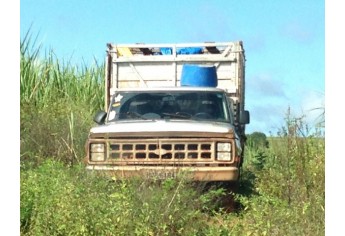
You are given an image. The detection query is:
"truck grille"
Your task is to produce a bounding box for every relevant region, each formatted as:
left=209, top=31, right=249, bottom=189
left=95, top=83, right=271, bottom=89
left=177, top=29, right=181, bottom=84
left=108, top=140, right=215, bottom=161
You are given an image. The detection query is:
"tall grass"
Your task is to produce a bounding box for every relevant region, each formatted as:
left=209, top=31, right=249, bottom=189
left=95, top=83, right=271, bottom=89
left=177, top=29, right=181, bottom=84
left=205, top=110, right=325, bottom=235
left=21, top=160, right=219, bottom=235
left=20, top=30, right=104, bottom=166
left=20, top=30, right=104, bottom=110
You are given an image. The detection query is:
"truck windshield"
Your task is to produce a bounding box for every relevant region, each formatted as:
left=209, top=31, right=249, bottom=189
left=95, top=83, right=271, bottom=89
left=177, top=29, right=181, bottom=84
left=107, top=91, right=232, bottom=123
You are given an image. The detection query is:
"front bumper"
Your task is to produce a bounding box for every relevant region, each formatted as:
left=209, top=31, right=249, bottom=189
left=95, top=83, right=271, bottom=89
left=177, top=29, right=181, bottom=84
left=86, top=165, right=239, bottom=181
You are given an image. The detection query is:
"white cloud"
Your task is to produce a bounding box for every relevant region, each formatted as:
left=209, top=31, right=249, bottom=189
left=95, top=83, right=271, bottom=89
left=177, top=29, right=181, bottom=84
left=246, top=103, right=287, bottom=135
left=247, top=74, right=287, bottom=98
left=297, top=90, right=325, bottom=126
left=246, top=88, right=325, bottom=135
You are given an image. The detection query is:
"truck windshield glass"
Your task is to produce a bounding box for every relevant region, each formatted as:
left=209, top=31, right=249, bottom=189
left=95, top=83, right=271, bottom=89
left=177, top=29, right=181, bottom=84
left=107, top=91, right=232, bottom=123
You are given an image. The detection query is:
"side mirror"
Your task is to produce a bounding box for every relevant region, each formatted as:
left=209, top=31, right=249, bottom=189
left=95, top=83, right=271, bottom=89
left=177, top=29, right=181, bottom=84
left=239, top=110, right=250, bottom=124
left=93, top=111, right=107, bottom=125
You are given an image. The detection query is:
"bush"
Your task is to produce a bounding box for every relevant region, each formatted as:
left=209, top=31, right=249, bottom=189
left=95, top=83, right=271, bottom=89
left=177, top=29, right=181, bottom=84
left=246, top=132, right=269, bottom=150
left=244, top=132, right=269, bottom=171
left=21, top=160, right=222, bottom=235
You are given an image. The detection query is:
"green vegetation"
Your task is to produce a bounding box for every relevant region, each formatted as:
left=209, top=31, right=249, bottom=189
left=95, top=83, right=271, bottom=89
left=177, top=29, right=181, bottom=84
left=20, top=30, right=104, bottom=167
left=20, top=32, right=325, bottom=235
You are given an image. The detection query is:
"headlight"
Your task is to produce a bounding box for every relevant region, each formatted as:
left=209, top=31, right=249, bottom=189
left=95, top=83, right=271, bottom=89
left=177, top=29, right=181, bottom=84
left=90, top=152, right=105, bottom=161
left=217, top=142, right=231, bottom=152
left=217, top=152, right=231, bottom=161
left=216, top=142, right=232, bottom=161
left=91, top=143, right=105, bottom=152
left=90, top=143, right=105, bottom=161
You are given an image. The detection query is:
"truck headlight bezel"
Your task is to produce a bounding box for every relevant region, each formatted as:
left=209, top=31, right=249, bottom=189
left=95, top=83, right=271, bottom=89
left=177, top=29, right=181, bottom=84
left=90, top=143, right=106, bottom=161
left=216, top=142, right=232, bottom=161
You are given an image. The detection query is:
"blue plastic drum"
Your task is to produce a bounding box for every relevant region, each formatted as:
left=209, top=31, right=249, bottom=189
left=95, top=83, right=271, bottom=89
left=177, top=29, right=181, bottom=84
left=181, top=64, right=218, bottom=87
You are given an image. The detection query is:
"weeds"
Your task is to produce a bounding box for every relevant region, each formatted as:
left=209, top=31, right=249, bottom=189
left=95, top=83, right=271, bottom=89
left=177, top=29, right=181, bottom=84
left=20, top=160, right=211, bottom=235
left=20, top=30, right=104, bottom=166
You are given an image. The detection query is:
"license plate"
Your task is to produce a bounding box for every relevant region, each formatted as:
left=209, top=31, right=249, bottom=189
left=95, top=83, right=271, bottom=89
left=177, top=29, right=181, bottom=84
left=145, top=170, right=177, bottom=179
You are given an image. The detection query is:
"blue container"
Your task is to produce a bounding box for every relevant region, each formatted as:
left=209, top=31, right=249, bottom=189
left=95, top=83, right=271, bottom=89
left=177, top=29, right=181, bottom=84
left=181, top=64, right=218, bottom=87
left=160, top=47, right=173, bottom=55
left=177, top=47, right=203, bottom=55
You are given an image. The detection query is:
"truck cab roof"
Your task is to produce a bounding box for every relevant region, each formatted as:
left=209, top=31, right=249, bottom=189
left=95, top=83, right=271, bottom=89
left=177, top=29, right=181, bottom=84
left=111, top=86, right=229, bottom=93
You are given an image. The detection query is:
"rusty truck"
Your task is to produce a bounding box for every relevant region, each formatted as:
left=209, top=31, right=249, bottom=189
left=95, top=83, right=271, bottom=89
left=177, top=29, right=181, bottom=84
left=84, top=41, right=250, bottom=182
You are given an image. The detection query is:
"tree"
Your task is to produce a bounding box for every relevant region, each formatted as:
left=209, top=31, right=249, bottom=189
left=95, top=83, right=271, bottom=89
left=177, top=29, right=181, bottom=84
left=246, top=132, right=269, bottom=150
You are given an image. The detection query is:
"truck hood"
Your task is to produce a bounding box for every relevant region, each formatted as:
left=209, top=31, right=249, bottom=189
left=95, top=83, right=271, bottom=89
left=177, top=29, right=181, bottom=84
left=90, top=120, right=236, bottom=138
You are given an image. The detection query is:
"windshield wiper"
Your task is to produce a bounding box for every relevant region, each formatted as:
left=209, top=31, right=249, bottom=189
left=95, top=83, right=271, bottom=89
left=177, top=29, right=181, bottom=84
left=161, top=112, right=191, bottom=119
left=124, top=112, right=148, bottom=120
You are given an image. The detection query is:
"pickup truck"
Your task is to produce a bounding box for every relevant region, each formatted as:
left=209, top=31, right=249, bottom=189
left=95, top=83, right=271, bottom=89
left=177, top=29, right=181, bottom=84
left=84, top=41, right=250, bottom=182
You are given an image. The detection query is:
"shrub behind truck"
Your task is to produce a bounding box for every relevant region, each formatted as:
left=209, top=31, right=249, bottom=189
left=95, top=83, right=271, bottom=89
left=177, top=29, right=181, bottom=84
left=84, top=41, right=250, bottom=182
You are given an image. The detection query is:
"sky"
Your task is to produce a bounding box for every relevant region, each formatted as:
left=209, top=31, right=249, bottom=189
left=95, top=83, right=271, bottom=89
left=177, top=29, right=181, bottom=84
left=4, top=1, right=344, bottom=234
left=19, top=0, right=325, bottom=136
